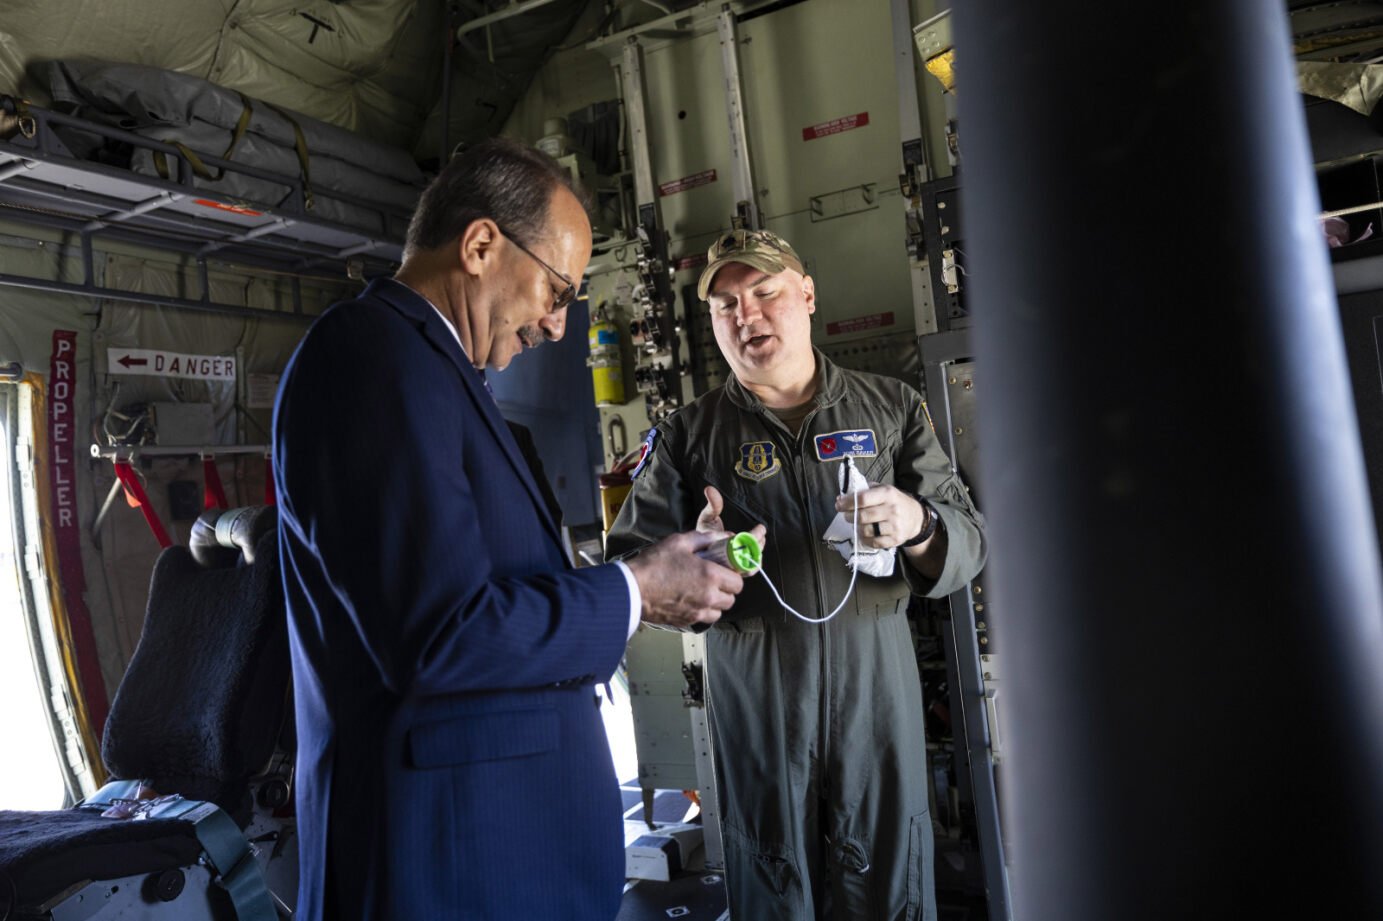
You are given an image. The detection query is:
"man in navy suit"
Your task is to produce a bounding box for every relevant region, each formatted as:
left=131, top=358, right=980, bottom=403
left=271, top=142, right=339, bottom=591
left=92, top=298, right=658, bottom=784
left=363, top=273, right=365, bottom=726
left=274, top=138, right=748, bottom=920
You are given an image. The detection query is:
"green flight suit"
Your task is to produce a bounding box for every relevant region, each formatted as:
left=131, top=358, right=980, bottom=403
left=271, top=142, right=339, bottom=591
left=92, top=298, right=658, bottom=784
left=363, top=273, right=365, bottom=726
left=607, top=351, right=987, bottom=921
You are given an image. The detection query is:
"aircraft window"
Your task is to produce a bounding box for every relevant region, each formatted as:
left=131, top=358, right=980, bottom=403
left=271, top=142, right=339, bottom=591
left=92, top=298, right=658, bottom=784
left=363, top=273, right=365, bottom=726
left=0, top=383, right=66, bottom=809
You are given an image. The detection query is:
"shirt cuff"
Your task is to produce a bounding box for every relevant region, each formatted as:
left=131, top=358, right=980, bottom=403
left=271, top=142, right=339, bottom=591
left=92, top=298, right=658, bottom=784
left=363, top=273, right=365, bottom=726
left=613, top=560, right=642, bottom=640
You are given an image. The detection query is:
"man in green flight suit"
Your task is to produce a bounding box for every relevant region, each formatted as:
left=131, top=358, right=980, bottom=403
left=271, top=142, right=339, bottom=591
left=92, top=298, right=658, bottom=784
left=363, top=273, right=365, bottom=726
left=607, top=229, right=987, bottom=921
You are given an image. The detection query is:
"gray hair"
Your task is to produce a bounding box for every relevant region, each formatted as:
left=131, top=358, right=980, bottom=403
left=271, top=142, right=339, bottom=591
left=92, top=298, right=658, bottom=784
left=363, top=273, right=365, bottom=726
left=404, top=137, right=575, bottom=258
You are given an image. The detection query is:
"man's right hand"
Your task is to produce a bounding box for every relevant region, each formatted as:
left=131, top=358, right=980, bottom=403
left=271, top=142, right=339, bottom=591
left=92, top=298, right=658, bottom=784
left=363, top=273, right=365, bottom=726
left=624, top=530, right=746, bottom=629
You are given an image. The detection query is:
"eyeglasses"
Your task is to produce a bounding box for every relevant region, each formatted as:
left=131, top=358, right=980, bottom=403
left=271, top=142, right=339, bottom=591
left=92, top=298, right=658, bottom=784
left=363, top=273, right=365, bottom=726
left=496, top=227, right=577, bottom=313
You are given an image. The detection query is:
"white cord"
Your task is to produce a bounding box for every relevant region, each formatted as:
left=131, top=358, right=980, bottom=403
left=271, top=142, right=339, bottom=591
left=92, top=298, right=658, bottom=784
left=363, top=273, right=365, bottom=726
left=755, top=490, right=862, bottom=625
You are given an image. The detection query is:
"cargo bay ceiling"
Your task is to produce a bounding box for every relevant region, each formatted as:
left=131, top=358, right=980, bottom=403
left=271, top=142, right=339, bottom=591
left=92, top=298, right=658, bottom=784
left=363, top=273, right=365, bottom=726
left=3, top=2, right=1374, bottom=169
left=1, top=2, right=1365, bottom=160
left=1293, top=1, right=1383, bottom=61
left=0, top=0, right=624, bottom=167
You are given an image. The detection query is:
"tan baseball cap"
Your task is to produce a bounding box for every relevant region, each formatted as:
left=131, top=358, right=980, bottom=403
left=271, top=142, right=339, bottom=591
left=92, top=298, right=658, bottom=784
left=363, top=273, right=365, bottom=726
left=697, top=229, right=806, bottom=300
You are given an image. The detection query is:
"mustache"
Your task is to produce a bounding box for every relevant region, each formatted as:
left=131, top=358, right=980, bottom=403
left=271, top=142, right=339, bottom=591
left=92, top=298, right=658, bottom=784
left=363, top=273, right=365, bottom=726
left=518, top=325, right=544, bottom=348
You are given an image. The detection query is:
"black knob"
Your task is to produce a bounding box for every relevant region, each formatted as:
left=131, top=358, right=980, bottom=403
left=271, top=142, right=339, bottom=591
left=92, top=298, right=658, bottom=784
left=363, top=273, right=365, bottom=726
left=258, top=779, right=290, bottom=809
left=147, top=868, right=186, bottom=902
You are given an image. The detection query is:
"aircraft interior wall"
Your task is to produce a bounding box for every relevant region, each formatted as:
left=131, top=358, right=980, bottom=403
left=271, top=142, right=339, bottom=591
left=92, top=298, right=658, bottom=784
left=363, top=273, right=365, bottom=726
left=4, top=1, right=1383, bottom=919
left=0, top=217, right=348, bottom=797
left=506, top=0, right=955, bottom=472
left=0, top=0, right=444, bottom=153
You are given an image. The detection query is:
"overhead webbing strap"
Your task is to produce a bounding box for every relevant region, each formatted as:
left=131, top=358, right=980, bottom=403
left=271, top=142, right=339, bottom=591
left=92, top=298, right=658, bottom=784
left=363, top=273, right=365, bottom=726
left=261, top=102, right=313, bottom=211
left=264, top=455, right=276, bottom=506
left=202, top=456, right=229, bottom=510
left=152, top=93, right=254, bottom=184
left=113, top=460, right=173, bottom=549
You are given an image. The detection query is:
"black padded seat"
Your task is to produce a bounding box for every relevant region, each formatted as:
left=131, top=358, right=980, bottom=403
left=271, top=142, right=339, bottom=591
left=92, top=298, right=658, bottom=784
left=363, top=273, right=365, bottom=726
left=101, top=521, right=288, bottom=824
left=0, top=507, right=287, bottom=912
left=0, top=810, right=200, bottom=906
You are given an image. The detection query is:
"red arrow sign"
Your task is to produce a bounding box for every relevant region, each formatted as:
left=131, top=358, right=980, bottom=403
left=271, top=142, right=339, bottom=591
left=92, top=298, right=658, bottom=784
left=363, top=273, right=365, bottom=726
left=117, top=355, right=148, bottom=369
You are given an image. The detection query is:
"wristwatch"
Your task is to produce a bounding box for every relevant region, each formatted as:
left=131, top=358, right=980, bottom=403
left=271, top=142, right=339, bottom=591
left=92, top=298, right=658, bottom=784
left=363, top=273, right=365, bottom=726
left=901, top=496, right=938, bottom=547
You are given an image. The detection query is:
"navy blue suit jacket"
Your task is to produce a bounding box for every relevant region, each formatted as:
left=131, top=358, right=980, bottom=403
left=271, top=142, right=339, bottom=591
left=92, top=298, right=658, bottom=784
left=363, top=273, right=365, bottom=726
left=274, top=278, right=628, bottom=920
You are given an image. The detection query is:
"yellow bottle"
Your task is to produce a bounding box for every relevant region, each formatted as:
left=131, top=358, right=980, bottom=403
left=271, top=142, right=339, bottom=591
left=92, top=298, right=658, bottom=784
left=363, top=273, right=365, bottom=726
left=587, top=304, right=626, bottom=406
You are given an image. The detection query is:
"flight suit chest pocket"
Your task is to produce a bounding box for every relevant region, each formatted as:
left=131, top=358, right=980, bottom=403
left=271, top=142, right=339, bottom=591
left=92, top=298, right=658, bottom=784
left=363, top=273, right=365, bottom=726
left=408, top=708, right=558, bottom=768
left=860, top=450, right=895, bottom=486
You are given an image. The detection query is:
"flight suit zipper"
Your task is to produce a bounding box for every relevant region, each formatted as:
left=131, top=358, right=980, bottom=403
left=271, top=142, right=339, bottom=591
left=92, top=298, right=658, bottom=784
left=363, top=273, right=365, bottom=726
left=782, top=405, right=834, bottom=779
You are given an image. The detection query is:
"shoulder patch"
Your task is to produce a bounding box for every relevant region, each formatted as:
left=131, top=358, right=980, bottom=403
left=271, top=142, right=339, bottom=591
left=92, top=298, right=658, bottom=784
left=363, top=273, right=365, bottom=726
left=813, top=429, right=878, bottom=462
left=734, top=440, right=782, bottom=483
left=631, top=429, right=658, bottom=479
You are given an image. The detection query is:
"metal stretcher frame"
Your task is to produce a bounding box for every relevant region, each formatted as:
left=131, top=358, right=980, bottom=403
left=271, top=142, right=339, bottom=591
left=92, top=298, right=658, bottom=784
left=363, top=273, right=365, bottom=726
left=0, top=97, right=408, bottom=320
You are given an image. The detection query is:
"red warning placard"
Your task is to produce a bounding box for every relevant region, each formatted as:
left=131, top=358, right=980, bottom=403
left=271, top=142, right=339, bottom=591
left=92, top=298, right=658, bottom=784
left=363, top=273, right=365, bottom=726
left=826, top=311, right=895, bottom=335
left=659, top=169, right=717, bottom=197
left=194, top=198, right=263, bottom=216
left=674, top=253, right=710, bottom=271
left=803, top=112, right=870, bottom=141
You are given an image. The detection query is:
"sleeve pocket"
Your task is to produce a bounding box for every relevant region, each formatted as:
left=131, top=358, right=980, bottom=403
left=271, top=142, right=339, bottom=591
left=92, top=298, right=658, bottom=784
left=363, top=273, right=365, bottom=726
left=408, top=708, right=559, bottom=768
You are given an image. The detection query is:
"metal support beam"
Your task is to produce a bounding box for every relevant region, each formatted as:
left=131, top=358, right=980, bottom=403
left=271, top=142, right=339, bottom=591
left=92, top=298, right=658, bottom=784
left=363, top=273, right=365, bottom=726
left=0, top=159, right=33, bottom=182
left=197, top=258, right=211, bottom=306
left=587, top=0, right=791, bottom=54
left=80, top=233, right=94, bottom=289
left=1, top=176, right=367, bottom=267
left=921, top=330, right=1011, bottom=921
left=890, top=0, right=936, bottom=333
left=0, top=273, right=315, bottom=322
left=957, top=2, right=1383, bottom=918
left=90, top=478, right=124, bottom=548
left=716, top=8, right=759, bottom=229
left=890, top=0, right=926, bottom=171
left=620, top=39, right=658, bottom=209
left=80, top=191, right=181, bottom=233
left=681, top=633, right=725, bottom=869
left=90, top=443, right=270, bottom=460
left=198, top=218, right=296, bottom=257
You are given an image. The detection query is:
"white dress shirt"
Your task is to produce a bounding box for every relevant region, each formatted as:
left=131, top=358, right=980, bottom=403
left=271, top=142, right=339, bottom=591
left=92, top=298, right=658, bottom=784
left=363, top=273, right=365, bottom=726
left=412, top=283, right=643, bottom=640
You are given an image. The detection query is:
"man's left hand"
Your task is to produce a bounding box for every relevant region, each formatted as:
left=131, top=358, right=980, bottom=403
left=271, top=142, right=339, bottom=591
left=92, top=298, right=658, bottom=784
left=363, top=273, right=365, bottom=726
left=698, top=485, right=767, bottom=548
left=835, top=484, right=927, bottom=550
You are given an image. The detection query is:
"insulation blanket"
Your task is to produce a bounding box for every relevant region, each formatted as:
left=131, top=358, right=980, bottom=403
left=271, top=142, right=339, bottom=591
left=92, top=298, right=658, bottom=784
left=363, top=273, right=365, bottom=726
left=44, top=60, right=424, bottom=235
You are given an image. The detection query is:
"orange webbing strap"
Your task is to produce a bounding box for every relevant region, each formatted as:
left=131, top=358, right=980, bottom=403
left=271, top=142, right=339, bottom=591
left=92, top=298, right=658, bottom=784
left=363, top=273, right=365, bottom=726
left=202, top=456, right=228, bottom=510
left=113, top=461, right=173, bottom=549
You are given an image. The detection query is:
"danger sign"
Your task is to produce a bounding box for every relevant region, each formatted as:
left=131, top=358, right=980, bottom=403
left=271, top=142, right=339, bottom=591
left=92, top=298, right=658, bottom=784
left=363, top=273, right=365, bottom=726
left=108, top=348, right=237, bottom=382
left=803, top=112, right=870, bottom=141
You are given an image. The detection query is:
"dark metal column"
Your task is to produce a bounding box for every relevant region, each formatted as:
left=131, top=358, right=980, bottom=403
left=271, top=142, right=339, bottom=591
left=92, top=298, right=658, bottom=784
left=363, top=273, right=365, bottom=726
left=955, top=3, right=1383, bottom=918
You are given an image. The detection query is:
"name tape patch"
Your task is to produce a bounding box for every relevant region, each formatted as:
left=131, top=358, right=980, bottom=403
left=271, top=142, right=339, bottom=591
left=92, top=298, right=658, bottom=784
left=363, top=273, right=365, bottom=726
left=814, top=429, right=878, bottom=462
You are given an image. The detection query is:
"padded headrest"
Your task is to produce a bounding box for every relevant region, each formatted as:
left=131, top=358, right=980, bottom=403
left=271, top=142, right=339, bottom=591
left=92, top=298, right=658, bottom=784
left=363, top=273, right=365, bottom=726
left=103, top=524, right=287, bottom=818
left=189, top=506, right=277, bottom=567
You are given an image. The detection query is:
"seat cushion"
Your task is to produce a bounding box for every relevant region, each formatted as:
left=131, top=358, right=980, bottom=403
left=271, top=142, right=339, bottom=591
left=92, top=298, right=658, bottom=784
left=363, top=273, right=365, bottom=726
left=0, top=809, right=203, bottom=907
